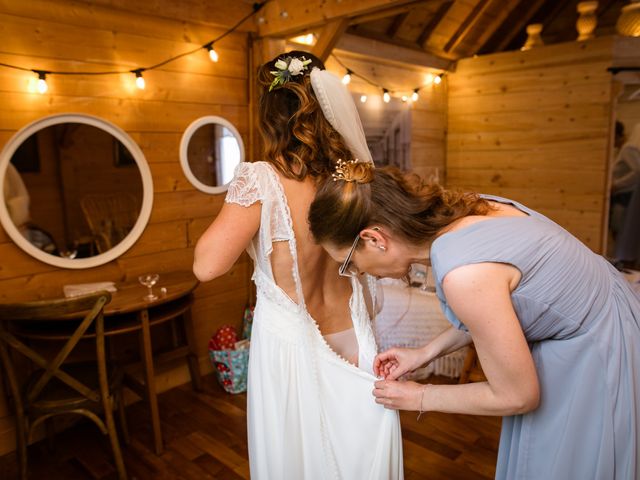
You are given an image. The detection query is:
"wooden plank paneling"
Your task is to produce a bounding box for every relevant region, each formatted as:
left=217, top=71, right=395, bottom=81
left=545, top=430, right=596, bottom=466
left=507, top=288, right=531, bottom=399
left=0, top=67, right=248, bottom=105
left=0, top=93, right=249, bottom=133
left=447, top=37, right=619, bottom=252
left=447, top=140, right=609, bottom=170
left=0, top=0, right=256, bottom=33
left=0, top=0, right=252, bottom=454
left=410, top=82, right=447, bottom=179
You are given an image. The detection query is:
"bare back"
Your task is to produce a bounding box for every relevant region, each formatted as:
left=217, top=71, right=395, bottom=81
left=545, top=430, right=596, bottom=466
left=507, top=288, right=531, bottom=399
left=274, top=174, right=354, bottom=335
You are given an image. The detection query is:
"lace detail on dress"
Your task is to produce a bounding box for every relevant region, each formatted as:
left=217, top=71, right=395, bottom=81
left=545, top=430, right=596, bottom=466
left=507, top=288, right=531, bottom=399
left=225, top=162, right=262, bottom=207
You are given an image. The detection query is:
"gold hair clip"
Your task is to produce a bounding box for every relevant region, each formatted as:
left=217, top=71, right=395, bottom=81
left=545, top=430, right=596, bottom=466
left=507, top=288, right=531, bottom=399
left=332, top=159, right=359, bottom=182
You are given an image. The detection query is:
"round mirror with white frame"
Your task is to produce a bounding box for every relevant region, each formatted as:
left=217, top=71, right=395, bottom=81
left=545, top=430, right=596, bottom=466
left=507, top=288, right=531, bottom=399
left=179, top=116, right=245, bottom=194
left=0, top=113, right=153, bottom=269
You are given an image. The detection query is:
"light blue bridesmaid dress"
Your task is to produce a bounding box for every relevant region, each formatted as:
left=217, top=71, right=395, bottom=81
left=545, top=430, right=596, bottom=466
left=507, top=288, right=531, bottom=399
left=430, top=195, right=640, bottom=480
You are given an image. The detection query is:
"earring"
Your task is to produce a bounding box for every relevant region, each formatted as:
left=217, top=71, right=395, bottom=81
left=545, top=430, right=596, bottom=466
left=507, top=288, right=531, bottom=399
left=379, top=245, right=386, bottom=251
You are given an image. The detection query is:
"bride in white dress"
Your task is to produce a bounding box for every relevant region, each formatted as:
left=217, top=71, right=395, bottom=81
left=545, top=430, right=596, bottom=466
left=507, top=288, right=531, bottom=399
left=193, top=51, right=403, bottom=479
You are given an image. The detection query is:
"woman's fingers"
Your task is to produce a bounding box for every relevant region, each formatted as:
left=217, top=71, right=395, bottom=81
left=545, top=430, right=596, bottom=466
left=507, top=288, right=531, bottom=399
left=386, top=364, right=405, bottom=381
left=373, top=381, right=398, bottom=409
left=374, top=350, right=400, bottom=378
left=373, top=379, right=424, bottom=411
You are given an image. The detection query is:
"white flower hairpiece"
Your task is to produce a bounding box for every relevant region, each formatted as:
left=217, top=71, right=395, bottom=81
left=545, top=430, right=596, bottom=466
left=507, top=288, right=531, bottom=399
left=269, top=55, right=312, bottom=91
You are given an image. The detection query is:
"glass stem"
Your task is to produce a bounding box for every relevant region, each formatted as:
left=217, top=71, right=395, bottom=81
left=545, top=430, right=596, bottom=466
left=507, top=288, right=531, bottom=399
left=148, top=286, right=153, bottom=297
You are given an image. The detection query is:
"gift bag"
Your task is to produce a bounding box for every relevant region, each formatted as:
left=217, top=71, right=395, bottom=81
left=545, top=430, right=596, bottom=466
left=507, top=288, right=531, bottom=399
left=208, top=325, right=250, bottom=394
left=242, top=305, right=254, bottom=341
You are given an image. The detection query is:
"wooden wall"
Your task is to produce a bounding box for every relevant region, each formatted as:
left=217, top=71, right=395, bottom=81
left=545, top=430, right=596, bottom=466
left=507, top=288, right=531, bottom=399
left=446, top=36, right=630, bottom=252
left=0, top=0, right=254, bottom=455
left=324, top=52, right=447, bottom=177
left=411, top=77, right=447, bottom=182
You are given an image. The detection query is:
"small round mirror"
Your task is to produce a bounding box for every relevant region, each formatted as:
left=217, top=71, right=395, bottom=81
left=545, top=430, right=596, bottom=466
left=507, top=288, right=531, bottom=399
left=179, top=116, right=245, bottom=194
left=0, top=114, right=153, bottom=269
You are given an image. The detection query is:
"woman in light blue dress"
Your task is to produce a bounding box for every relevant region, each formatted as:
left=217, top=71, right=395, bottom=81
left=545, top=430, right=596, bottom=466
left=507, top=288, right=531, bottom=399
left=308, top=162, right=640, bottom=479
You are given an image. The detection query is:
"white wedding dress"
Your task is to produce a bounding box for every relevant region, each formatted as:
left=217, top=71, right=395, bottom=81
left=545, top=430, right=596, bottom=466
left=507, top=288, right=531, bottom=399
left=226, top=161, right=403, bottom=480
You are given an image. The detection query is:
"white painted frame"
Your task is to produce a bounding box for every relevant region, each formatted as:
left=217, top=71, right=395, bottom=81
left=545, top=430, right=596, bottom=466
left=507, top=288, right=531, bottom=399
left=179, top=116, right=245, bottom=194
left=0, top=113, right=154, bottom=269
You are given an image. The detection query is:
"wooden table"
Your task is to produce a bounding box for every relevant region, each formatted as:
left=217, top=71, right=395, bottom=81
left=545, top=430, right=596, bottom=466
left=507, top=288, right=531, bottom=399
left=106, top=270, right=202, bottom=455
left=16, top=270, right=202, bottom=455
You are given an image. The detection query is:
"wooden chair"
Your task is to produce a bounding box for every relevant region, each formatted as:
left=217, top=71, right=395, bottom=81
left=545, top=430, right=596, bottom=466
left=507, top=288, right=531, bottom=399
left=0, top=292, right=127, bottom=480
left=458, top=343, right=487, bottom=384
left=80, top=193, right=139, bottom=253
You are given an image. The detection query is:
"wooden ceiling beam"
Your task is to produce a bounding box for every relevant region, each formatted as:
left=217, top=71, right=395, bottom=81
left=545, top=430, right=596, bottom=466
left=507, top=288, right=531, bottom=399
left=335, top=33, right=453, bottom=70
left=343, top=28, right=458, bottom=61
left=470, top=0, right=525, bottom=55
left=311, top=19, right=350, bottom=61
left=418, top=0, right=454, bottom=49
left=443, top=0, right=493, bottom=54
left=386, top=12, right=410, bottom=38
left=349, top=1, right=427, bottom=25
left=256, top=0, right=419, bottom=37
left=493, top=0, right=547, bottom=52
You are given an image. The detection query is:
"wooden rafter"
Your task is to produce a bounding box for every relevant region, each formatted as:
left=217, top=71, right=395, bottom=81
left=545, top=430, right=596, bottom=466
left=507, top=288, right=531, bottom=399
left=418, top=0, right=454, bottom=48
left=443, top=0, right=493, bottom=54
left=386, top=12, right=410, bottom=38
left=256, top=0, right=419, bottom=37
left=335, top=33, right=452, bottom=70
left=348, top=0, right=445, bottom=26
left=493, top=0, right=547, bottom=52
left=311, top=19, right=350, bottom=61
left=531, top=0, right=571, bottom=37
left=470, top=0, right=524, bottom=55
left=343, top=26, right=458, bottom=60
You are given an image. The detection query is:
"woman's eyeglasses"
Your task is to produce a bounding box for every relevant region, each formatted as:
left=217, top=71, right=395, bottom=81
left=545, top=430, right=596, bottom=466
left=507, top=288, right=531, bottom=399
left=339, top=234, right=360, bottom=277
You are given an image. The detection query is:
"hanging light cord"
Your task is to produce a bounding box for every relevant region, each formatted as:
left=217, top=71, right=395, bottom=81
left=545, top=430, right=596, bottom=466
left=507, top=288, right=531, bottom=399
left=0, top=1, right=269, bottom=77
left=331, top=53, right=445, bottom=99
left=1, top=0, right=443, bottom=101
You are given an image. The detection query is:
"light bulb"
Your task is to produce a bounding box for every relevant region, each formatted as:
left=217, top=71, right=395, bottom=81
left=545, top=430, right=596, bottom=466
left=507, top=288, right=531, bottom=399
left=383, top=89, right=391, bottom=103
left=412, top=89, right=419, bottom=101
left=342, top=70, right=351, bottom=85
left=134, top=71, right=146, bottom=90
left=401, top=95, right=408, bottom=102
left=36, top=72, right=48, bottom=94
left=208, top=45, right=219, bottom=62
left=434, top=74, right=442, bottom=85
left=424, top=73, right=434, bottom=84
left=360, top=95, right=367, bottom=103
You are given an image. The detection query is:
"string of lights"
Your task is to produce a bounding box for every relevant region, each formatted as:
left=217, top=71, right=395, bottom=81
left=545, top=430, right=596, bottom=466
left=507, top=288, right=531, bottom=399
left=1, top=0, right=442, bottom=103
left=0, top=1, right=269, bottom=94
left=331, top=53, right=444, bottom=104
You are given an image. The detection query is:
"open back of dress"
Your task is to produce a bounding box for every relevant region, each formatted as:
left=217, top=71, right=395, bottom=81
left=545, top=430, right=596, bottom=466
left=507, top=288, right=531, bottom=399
left=225, top=161, right=403, bottom=480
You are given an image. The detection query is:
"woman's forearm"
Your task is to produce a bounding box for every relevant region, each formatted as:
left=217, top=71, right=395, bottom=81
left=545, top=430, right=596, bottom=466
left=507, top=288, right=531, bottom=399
left=419, top=380, right=539, bottom=416
left=421, top=326, right=472, bottom=364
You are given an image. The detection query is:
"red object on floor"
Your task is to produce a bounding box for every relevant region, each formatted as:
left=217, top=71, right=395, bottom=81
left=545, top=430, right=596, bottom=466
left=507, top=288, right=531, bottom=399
left=209, top=325, right=238, bottom=351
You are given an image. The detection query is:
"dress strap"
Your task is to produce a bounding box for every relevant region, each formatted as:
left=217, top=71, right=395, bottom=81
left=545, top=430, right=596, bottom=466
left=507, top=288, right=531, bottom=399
left=261, top=163, right=307, bottom=310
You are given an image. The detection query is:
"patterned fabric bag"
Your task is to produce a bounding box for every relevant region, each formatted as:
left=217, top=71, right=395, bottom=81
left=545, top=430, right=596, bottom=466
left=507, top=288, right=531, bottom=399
left=242, top=306, right=254, bottom=340
left=208, top=325, right=250, bottom=394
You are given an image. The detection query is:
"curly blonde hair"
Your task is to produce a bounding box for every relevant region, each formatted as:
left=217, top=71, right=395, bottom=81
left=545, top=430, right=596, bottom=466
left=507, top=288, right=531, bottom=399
left=257, top=50, right=355, bottom=180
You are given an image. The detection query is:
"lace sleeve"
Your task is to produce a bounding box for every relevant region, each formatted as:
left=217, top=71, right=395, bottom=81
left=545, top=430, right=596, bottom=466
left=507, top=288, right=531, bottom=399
left=225, top=162, right=262, bottom=207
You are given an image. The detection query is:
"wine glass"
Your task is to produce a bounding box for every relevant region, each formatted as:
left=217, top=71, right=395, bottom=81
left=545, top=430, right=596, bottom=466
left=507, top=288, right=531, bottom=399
left=138, top=273, right=160, bottom=301
left=420, top=267, right=430, bottom=292
left=412, top=268, right=426, bottom=289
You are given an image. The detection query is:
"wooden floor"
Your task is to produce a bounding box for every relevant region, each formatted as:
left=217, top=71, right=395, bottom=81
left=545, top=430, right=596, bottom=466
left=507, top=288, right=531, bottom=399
left=0, top=375, right=501, bottom=479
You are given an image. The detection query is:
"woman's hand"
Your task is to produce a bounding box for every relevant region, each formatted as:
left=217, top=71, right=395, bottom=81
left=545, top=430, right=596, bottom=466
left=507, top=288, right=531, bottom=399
left=373, top=379, right=425, bottom=411
left=373, top=347, right=427, bottom=380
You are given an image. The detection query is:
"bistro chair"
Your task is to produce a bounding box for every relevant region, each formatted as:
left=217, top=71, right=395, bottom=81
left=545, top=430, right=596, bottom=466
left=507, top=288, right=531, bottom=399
left=80, top=193, right=139, bottom=253
left=458, top=343, right=487, bottom=384
left=0, top=292, right=127, bottom=480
